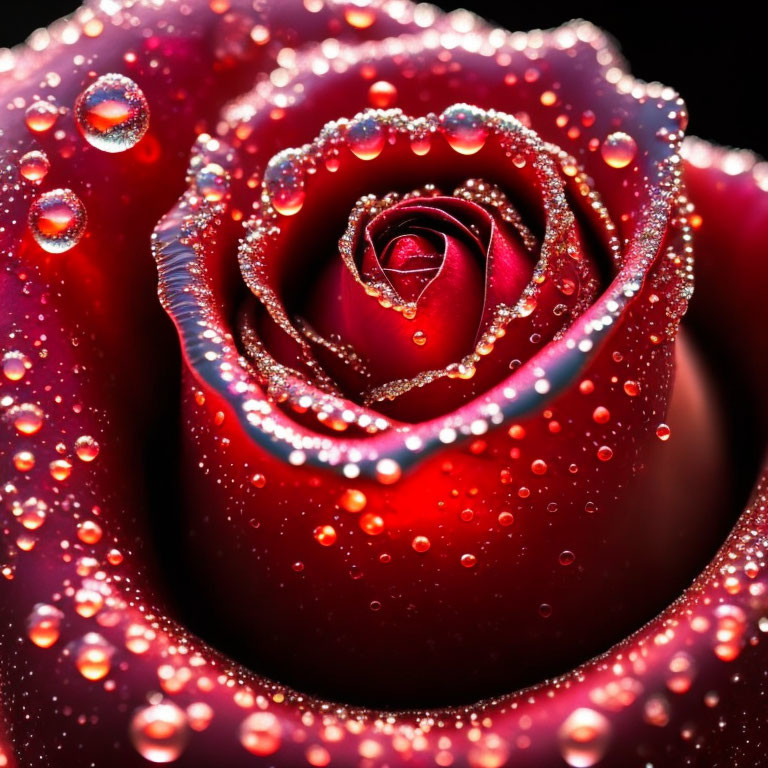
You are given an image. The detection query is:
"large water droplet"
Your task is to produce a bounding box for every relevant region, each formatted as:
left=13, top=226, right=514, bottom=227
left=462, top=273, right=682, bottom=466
left=75, top=632, right=114, bottom=680
left=28, top=188, right=87, bottom=253
left=130, top=701, right=190, bottom=763
left=440, top=104, right=488, bottom=155
left=75, top=73, right=149, bottom=153
left=195, top=162, right=230, bottom=202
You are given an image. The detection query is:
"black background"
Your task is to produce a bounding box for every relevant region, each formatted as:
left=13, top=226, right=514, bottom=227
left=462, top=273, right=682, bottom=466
left=3, top=2, right=765, bottom=158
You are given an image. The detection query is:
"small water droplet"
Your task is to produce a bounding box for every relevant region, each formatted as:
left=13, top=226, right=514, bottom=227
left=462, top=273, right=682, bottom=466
left=559, top=550, right=575, bottom=566
left=340, top=488, right=367, bottom=513
left=28, top=188, right=87, bottom=253
left=25, top=100, right=58, bottom=132
left=411, top=535, right=430, bottom=553
left=656, top=423, right=671, bottom=441
left=19, top=150, right=50, bottom=182
left=75, top=73, right=149, bottom=153
left=313, top=524, right=337, bottom=546
left=27, top=603, right=64, bottom=648
left=195, top=162, right=230, bottom=202
left=368, top=80, right=397, bottom=108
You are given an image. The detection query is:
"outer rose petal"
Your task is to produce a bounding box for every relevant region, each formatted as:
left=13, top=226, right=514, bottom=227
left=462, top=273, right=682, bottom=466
left=0, top=0, right=764, bottom=760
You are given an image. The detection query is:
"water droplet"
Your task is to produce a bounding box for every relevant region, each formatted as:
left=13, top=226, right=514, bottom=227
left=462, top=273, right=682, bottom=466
left=440, top=104, right=488, bottom=155
left=130, top=701, right=190, bottom=763
left=77, top=519, right=103, bottom=544
left=19, top=150, right=50, bottom=182
left=411, top=535, right=431, bottom=553
left=75, top=435, right=100, bottom=462
left=375, top=458, right=401, bottom=484
left=49, top=459, right=72, bottom=481
left=656, top=423, right=671, bottom=441
left=75, top=632, right=114, bottom=680
left=2, top=350, right=31, bottom=381
left=347, top=115, right=386, bottom=160
left=601, top=131, right=637, bottom=169
left=265, top=151, right=305, bottom=215
left=340, top=488, right=367, bottom=513
left=75, top=73, right=149, bottom=153
left=239, top=711, right=282, bottom=756
left=539, top=603, right=553, bottom=618
left=559, top=550, right=575, bottom=566
left=643, top=695, right=670, bottom=727
left=344, top=5, right=376, bottom=28
left=25, top=100, right=58, bottom=132
left=558, top=708, right=610, bottom=767
left=412, top=330, right=427, bottom=346
left=313, top=524, right=337, bottom=546
left=596, top=445, right=613, bottom=462
left=13, top=450, right=35, bottom=472
left=592, top=406, right=610, bottom=424
left=186, top=702, right=214, bottom=732
left=713, top=604, right=746, bottom=661
left=368, top=80, right=397, bottom=108
left=460, top=553, right=477, bottom=568
left=531, top=459, right=548, bottom=475
left=8, top=403, right=44, bottom=435
left=27, top=603, right=64, bottom=648
left=17, top=497, right=47, bottom=530
left=74, top=587, right=104, bottom=618
left=28, top=188, right=87, bottom=253
left=666, top=651, right=696, bottom=694
left=410, top=135, right=431, bottom=156
left=498, top=510, right=514, bottom=527
left=623, top=380, right=640, bottom=396
left=359, top=512, right=384, bottom=535
left=195, top=162, right=230, bottom=202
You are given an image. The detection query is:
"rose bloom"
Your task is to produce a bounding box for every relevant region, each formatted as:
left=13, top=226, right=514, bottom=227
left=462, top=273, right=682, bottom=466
left=0, top=0, right=767, bottom=766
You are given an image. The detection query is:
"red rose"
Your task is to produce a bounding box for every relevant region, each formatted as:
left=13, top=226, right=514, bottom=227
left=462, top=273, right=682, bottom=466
left=0, top=2, right=766, bottom=766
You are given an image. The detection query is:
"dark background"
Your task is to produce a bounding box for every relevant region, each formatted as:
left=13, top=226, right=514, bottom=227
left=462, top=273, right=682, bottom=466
left=3, top=2, right=765, bottom=158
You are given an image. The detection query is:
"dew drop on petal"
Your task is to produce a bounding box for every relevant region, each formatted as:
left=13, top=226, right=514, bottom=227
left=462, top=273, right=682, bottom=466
left=75, top=632, right=114, bottom=680
left=558, top=708, right=610, bottom=767
left=17, top=497, right=47, bottom=530
left=313, top=524, right=337, bottom=546
left=601, top=131, right=637, bottom=169
left=28, top=188, right=87, bottom=253
left=19, top=150, right=50, bottom=182
left=27, top=603, right=64, bottom=648
left=2, top=350, right=31, bottom=381
left=75, top=73, right=149, bottom=153
left=195, top=162, right=230, bottom=202
left=9, top=403, right=44, bottom=435
left=440, top=104, right=488, bottom=155
left=75, top=435, right=100, bottom=461
left=239, top=711, right=282, bottom=756
left=25, top=100, right=58, bottom=132
left=347, top=115, right=386, bottom=160
left=264, top=151, right=305, bottom=215
left=340, top=488, right=367, bottom=513
left=130, top=701, right=190, bottom=763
